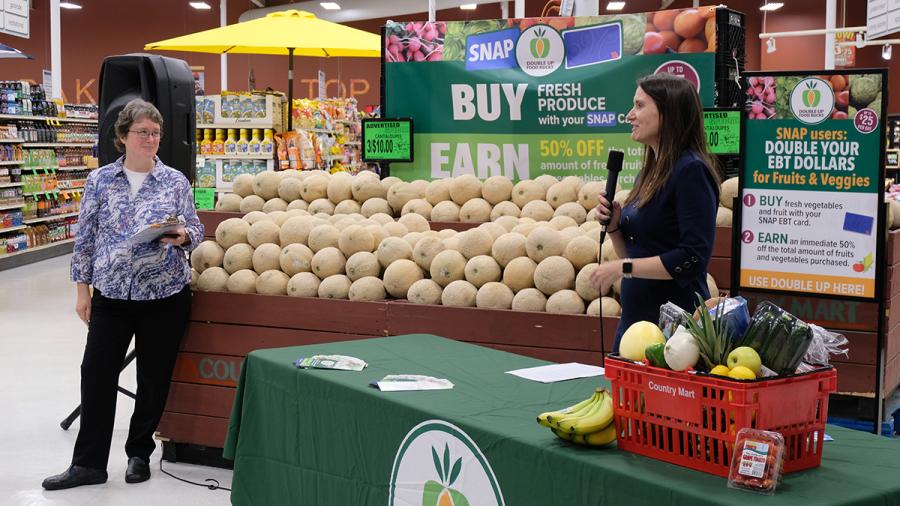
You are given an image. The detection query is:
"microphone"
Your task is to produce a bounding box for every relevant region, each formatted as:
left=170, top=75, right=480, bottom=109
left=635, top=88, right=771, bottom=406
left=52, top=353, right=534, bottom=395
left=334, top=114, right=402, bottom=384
left=599, top=149, right=624, bottom=244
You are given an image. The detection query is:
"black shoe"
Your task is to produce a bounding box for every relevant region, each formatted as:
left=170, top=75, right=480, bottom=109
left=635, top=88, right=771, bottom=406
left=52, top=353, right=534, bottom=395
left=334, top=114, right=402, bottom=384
left=125, top=456, right=150, bottom=484
left=42, top=465, right=108, bottom=490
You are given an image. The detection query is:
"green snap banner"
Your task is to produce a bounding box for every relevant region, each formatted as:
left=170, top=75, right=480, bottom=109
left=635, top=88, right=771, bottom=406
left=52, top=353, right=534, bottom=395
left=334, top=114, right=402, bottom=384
left=383, top=8, right=720, bottom=187
left=739, top=71, right=887, bottom=300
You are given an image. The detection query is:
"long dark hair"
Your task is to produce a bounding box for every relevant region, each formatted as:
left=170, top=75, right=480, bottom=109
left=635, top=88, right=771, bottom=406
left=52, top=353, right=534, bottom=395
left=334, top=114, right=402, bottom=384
left=626, top=74, right=720, bottom=208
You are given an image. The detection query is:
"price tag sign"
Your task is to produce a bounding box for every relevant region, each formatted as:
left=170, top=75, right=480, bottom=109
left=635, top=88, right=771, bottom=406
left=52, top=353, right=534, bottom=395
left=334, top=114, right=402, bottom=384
left=361, top=118, right=413, bottom=162
left=193, top=187, right=215, bottom=210
left=704, top=109, right=741, bottom=155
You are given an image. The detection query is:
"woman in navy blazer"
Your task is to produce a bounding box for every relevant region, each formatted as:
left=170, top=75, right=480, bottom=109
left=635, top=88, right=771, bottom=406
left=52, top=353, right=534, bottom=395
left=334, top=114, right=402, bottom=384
left=592, top=73, right=720, bottom=352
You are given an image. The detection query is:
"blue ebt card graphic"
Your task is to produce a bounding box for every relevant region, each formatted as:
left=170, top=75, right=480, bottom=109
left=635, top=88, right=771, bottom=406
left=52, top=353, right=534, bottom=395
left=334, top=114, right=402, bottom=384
left=563, top=22, right=622, bottom=69
left=842, top=212, right=874, bottom=235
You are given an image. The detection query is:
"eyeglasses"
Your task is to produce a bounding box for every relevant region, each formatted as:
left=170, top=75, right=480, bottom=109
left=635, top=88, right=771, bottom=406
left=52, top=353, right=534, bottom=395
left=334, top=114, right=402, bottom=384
left=129, top=129, right=162, bottom=139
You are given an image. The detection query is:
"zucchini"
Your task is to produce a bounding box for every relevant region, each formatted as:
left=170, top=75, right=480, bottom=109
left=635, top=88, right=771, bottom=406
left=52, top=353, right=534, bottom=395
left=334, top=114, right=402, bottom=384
left=779, top=320, right=814, bottom=375
left=738, top=310, right=777, bottom=351
left=758, top=312, right=795, bottom=372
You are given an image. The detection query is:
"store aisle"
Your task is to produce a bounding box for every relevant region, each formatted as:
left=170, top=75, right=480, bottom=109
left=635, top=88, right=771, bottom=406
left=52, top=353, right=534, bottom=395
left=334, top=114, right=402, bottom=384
left=0, top=255, right=232, bottom=505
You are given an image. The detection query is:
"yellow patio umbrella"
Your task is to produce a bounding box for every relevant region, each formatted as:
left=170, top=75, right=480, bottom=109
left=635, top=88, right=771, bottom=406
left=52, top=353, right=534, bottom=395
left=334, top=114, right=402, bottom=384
left=145, top=9, right=381, bottom=130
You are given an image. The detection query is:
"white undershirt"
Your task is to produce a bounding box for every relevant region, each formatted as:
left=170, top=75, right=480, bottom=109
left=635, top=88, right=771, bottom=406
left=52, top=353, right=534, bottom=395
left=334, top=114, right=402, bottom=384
left=123, top=167, right=151, bottom=199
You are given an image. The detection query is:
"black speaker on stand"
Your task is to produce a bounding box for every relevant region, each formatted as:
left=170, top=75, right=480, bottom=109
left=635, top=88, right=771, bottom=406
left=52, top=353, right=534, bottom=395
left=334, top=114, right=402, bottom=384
left=98, top=54, right=196, bottom=182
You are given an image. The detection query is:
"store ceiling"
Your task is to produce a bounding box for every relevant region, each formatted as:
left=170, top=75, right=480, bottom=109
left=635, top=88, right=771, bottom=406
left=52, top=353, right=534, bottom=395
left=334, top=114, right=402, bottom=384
left=239, top=0, right=504, bottom=23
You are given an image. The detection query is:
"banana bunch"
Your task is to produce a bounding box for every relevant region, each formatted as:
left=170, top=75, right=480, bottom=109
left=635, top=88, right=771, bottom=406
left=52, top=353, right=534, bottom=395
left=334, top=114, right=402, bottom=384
left=536, top=388, right=617, bottom=447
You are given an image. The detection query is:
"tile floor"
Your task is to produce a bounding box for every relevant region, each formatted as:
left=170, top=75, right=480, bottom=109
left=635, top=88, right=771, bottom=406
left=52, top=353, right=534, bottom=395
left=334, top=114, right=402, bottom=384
left=0, top=255, right=232, bottom=505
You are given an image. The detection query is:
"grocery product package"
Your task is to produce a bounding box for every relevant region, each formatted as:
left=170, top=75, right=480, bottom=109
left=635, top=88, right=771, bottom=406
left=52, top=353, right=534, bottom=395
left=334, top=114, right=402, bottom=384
left=727, top=428, right=785, bottom=495
left=734, top=302, right=815, bottom=376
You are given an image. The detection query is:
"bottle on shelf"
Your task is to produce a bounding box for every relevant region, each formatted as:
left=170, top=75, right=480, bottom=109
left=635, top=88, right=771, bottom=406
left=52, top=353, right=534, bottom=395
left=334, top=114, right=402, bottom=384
left=213, top=129, right=225, bottom=155
left=236, top=128, right=249, bottom=155
left=224, top=128, right=237, bottom=155
left=199, top=129, right=213, bottom=155
left=248, top=129, right=261, bottom=155
left=261, top=129, right=274, bottom=156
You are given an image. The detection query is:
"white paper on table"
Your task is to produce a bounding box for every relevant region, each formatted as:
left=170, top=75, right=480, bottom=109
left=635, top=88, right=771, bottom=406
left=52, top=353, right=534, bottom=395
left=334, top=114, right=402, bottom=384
left=374, top=375, right=454, bottom=391
left=505, top=362, right=605, bottom=383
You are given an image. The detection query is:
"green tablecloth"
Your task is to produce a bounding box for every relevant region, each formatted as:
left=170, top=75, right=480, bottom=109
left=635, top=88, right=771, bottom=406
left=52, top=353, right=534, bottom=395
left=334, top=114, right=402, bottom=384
left=223, top=334, right=900, bottom=505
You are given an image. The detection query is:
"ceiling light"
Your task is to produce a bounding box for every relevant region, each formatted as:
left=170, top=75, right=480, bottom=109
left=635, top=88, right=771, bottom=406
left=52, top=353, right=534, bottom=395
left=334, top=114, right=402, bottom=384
left=766, top=37, right=776, bottom=53
left=59, top=2, right=82, bottom=9
left=189, top=1, right=211, bottom=9
left=759, top=2, right=784, bottom=11
left=320, top=2, right=341, bottom=9
left=607, top=1, right=626, bottom=10
left=883, top=44, right=892, bottom=60
left=460, top=4, right=477, bottom=10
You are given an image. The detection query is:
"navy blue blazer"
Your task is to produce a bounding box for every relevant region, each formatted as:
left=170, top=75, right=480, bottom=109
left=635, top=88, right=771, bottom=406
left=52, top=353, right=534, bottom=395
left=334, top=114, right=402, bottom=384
left=612, top=151, right=719, bottom=350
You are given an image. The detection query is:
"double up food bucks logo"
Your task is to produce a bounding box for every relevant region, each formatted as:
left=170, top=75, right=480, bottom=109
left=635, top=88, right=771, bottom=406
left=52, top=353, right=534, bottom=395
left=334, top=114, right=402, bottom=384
left=516, top=25, right=565, bottom=77
left=389, top=420, right=505, bottom=506
left=790, top=77, right=835, bottom=125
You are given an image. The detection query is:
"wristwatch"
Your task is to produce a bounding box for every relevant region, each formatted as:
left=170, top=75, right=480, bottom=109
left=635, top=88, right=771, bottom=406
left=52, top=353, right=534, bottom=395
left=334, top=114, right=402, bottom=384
left=622, top=258, right=633, bottom=279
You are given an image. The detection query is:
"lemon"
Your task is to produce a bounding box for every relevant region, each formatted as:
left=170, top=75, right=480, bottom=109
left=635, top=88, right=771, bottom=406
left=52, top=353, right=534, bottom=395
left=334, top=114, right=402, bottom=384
left=728, top=365, right=756, bottom=380
left=709, top=365, right=731, bottom=377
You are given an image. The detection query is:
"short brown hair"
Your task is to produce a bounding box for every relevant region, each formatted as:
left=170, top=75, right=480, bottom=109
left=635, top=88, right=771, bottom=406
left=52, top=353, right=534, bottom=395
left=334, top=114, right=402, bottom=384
left=113, top=98, right=164, bottom=152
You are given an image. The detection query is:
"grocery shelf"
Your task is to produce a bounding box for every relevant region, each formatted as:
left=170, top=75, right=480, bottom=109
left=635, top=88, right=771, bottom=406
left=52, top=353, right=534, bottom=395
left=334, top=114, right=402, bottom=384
left=0, top=182, right=23, bottom=188
left=343, top=141, right=361, bottom=146
left=0, top=114, right=97, bottom=124
left=23, top=211, right=79, bottom=224
left=58, top=165, right=91, bottom=171
left=197, top=122, right=275, bottom=129
left=0, top=202, right=25, bottom=210
left=0, top=238, right=76, bottom=271
left=0, top=160, right=23, bottom=165
left=23, top=188, right=82, bottom=196
left=0, top=138, right=23, bottom=143
left=202, top=154, right=273, bottom=160
left=0, top=224, right=26, bottom=233
left=22, top=142, right=95, bottom=148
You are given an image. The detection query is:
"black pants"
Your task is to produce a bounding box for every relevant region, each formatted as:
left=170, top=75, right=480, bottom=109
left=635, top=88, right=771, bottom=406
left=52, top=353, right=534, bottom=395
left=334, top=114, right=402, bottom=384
left=72, top=285, right=191, bottom=470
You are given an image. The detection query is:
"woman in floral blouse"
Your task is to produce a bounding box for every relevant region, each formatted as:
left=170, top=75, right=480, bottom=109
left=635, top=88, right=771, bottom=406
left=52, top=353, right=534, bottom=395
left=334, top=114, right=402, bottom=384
left=43, top=98, right=203, bottom=490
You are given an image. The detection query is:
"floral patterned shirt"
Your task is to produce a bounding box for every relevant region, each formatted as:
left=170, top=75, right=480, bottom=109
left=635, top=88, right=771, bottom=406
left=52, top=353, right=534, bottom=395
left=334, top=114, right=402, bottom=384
left=70, top=156, right=204, bottom=300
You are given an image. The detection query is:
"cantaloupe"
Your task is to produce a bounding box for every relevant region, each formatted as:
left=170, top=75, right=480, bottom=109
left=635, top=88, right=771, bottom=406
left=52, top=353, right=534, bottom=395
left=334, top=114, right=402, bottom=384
left=287, top=272, right=320, bottom=297
left=306, top=198, right=335, bottom=216
left=409, top=179, right=428, bottom=197
left=490, top=201, right=521, bottom=220
left=534, top=256, right=576, bottom=295
left=720, top=177, right=738, bottom=209
left=457, top=228, right=493, bottom=259
left=326, top=173, right=353, bottom=204
left=577, top=181, right=605, bottom=211
left=526, top=226, right=564, bottom=262
left=307, top=224, right=340, bottom=252
left=223, top=243, right=254, bottom=274
left=502, top=256, right=537, bottom=292
left=368, top=212, right=394, bottom=225
left=191, top=240, right=225, bottom=273
left=345, top=251, right=381, bottom=281
left=437, top=228, right=457, bottom=239
left=352, top=174, right=387, bottom=201
left=270, top=211, right=290, bottom=226
left=586, top=296, right=621, bottom=316
left=491, top=216, right=518, bottom=233
left=226, top=269, right=258, bottom=294
left=280, top=169, right=303, bottom=180
left=387, top=182, right=420, bottom=213
left=707, top=273, right=719, bottom=298
left=430, top=249, right=467, bottom=287
left=600, top=239, right=619, bottom=263
left=241, top=211, right=270, bottom=225
left=549, top=215, right=579, bottom=231
left=398, top=213, right=430, bottom=233
left=481, top=176, right=514, bottom=204
left=383, top=259, right=423, bottom=298
left=318, top=274, right=352, bottom=299
left=382, top=221, right=409, bottom=238
left=412, top=236, right=446, bottom=271
left=534, top=174, right=559, bottom=191
left=279, top=243, right=314, bottom=276
left=449, top=174, right=483, bottom=205
left=252, top=243, right=282, bottom=274
left=251, top=172, right=281, bottom=200
left=425, top=179, right=452, bottom=206
left=348, top=276, right=386, bottom=301
left=311, top=247, right=346, bottom=278
left=240, top=195, right=266, bottom=213
left=256, top=269, right=289, bottom=295
left=247, top=220, right=281, bottom=248
left=301, top=174, right=330, bottom=202
left=561, top=175, right=585, bottom=192
left=286, top=199, right=309, bottom=211
left=511, top=288, right=546, bottom=312
left=460, top=198, right=492, bottom=223
left=511, top=180, right=545, bottom=208
left=262, top=197, right=288, bottom=213
left=546, top=181, right=577, bottom=209
left=277, top=216, right=314, bottom=246
left=402, top=232, right=423, bottom=250
left=491, top=233, right=527, bottom=268
left=575, top=263, right=600, bottom=300
left=464, top=255, right=501, bottom=288
left=338, top=225, right=375, bottom=256
left=196, top=266, right=229, bottom=292
left=442, top=236, right=460, bottom=251
left=377, top=236, right=413, bottom=268
left=558, top=226, right=581, bottom=249
left=441, top=280, right=477, bottom=307
left=190, top=268, right=199, bottom=289
left=361, top=198, right=392, bottom=217
left=478, top=222, right=507, bottom=242
left=215, top=193, right=242, bottom=212
left=365, top=225, right=388, bottom=249
left=565, top=236, right=600, bottom=271
left=431, top=201, right=461, bottom=222
left=232, top=173, right=256, bottom=198
left=554, top=202, right=587, bottom=224
left=407, top=278, right=443, bottom=305
left=580, top=221, right=602, bottom=234
left=511, top=222, right=537, bottom=237
left=475, top=282, right=514, bottom=309
left=546, top=290, right=585, bottom=314
left=375, top=175, right=399, bottom=192
left=278, top=176, right=303, bottom=202
left=334, top=199, right=361, bottom=215
left=401, top=199, right=433, bottom=220
left=716, top=207, right=732, bottom=227
left=520, top=200, right=555, bottom=222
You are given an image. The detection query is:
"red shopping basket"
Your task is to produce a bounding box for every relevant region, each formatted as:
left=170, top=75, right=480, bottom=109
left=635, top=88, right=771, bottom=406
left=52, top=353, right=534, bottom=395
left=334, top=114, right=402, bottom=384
left=604, top=355, right=837, bottom=477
